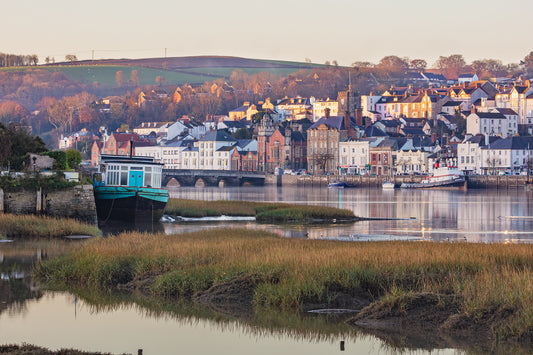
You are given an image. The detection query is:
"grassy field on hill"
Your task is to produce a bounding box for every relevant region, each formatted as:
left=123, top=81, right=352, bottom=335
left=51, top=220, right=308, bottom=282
left=0, top=56, right=323, bottom=86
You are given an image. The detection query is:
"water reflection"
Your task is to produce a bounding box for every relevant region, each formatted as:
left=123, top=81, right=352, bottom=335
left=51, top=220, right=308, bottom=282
left=0, top=290, right=466, bottom=355
left=0, top=245, right=45, bottom=318
left=164, top=186, right=533, bottom=243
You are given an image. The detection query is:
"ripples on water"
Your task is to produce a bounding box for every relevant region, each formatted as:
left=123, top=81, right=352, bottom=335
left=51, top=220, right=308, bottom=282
left=161, top=186, right=533, bottom=244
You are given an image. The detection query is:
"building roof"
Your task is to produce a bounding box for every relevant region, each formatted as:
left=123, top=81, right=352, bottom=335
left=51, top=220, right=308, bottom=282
left=199, top=130, right=237, bottom=142
left=112, top=133, right=140, bottom=142
left=474, top=112, right=506, bottom=120
left=364, top=125, right=388, bottom=137
left=465, top=134, right=499, bottom=147
left=236, top=139, right=254, bottom=148
left=378, top=120, right=402, bottom=128
left=309, top=116, right=346, bottom=130
left=442, top=101, right=463, bottom=107
left=482, top=136, right=533, bottom=150
left=217, top=145, right=237, bottom=152
left=164, top=139, right=196, bottom=148
left=493, top=108, right=518, bottom=116
left=401, top=127, right=426, bottom=136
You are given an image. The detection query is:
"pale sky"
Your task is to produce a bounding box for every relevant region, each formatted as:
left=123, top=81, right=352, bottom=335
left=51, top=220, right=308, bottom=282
left=2, top=0, right=532, bottom=67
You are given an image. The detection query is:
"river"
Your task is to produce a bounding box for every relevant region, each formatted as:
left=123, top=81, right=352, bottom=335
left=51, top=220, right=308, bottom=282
left=2, top=186, right=532, bottom=354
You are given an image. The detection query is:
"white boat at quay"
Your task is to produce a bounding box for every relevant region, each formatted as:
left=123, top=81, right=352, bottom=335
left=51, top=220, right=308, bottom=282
left=382, top=181, right=395, bottom=189
left=400, top=160, right=465, bottom=189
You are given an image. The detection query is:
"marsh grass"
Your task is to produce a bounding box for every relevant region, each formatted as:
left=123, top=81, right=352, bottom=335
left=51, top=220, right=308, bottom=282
left=164, top=198, right=355, bottom=222
left=35, top=229, right=533, bottom=340
left=0, top=214, right=101, bottom=239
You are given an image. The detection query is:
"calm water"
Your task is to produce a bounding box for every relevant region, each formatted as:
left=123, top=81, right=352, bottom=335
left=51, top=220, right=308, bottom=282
left=165, top=186, right=533, bottom=243
left=2, top=186, right=533, bottom=354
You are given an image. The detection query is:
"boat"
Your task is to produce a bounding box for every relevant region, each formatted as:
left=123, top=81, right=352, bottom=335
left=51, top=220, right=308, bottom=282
left=93, top=154, right=169, bottom=222
left=328, top=181, right=346, bottom=188
left=382, top=181, right=395, bottom=189
left=400, top=160, right=465, bottom=189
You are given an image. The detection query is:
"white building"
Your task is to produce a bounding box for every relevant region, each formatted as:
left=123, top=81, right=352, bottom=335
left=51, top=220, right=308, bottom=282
left=479, top=136, right=533, bottom=175
left=361, top=94, right=382, bottom=118
left=395, top=149, right=430, bottom=175
left=466, top=110, right=518, bottom=138
left=338, top=139, right=372, bottom=175
left=494, top=83, right=533, bottom=125
left=457, top=135, right=498, bottom=173
left=134, top=143, right=162, bottom=161
left=197, top=130, right=237, bottom=170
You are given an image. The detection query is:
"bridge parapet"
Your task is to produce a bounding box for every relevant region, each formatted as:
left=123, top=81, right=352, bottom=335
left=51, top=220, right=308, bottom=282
left=162, top=169, right=265, bottom=187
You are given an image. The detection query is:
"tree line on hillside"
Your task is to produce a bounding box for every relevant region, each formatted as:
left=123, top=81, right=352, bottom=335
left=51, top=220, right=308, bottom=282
left=0, top=53, right=39, bottom=67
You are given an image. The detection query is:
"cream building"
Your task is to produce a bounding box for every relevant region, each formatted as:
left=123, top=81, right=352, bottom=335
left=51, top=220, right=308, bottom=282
left=312, top=98, right=338, bottom=122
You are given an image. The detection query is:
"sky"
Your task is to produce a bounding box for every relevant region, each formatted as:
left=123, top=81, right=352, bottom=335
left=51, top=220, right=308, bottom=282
left=2, top=0, right=532, bottom=67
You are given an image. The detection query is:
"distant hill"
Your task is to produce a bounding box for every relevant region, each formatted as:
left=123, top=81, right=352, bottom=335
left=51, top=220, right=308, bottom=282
left=6, top=56, right=322, bottom=86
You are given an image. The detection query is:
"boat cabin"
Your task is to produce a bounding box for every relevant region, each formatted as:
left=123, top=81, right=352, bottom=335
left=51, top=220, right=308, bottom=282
left=94, top=155, right=163, bottom=188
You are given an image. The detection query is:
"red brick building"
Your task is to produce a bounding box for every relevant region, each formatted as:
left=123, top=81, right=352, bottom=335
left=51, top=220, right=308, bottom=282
left=91, top=133, right=141, bottom=166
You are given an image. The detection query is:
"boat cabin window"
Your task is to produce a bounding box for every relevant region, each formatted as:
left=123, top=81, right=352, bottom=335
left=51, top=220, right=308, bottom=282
left=100, top=161, right=162, bottom=188
left=144, top=167, right=152, bottom=187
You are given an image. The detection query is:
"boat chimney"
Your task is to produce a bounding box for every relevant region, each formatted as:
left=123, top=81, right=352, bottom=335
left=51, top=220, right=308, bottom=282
left=130, top=139, right=134, bottom=158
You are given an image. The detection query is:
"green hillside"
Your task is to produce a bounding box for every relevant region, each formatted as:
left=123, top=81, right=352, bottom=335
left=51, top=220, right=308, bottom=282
left=0, top=56, right=323, bottom=86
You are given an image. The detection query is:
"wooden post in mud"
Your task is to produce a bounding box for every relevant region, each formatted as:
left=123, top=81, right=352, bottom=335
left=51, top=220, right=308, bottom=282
left=340, top=340, right=345, bottom=351
left=138, top=350, right=143, bottom=355
left=36, top=188, right=42, bottom=213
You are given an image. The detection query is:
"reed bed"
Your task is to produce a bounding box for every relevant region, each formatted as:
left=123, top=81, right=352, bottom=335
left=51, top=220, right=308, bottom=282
left=0, top=214, right=101, bottom=239
left=35, top=228, right=533, bottom=340
left=164, top=198, right=355, bottom=222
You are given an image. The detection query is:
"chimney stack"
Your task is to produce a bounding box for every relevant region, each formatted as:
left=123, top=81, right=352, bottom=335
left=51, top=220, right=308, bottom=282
left=355, top=109, right=363, bottom=126
left=471, top=105, right=476, bottom=115
left=344, top=110, right=355, bottom=138
left=325, top=107, right=330, bottom=119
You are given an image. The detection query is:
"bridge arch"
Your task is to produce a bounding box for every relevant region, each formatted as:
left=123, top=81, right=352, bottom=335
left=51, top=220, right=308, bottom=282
left=218, top=179, right=227, bottom=188
left=195, top=178, right=206, bottom=187
left=165, top=177, right=181, bottom=187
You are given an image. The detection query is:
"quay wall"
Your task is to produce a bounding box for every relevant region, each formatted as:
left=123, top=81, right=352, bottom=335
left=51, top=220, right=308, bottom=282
left=266, top=175, right=529, bottom=189
left=0, top=185, right=97, bottom=225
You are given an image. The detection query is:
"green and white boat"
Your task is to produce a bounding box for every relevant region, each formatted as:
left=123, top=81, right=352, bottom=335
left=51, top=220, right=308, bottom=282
left=93, top=155, right=169, bottom=222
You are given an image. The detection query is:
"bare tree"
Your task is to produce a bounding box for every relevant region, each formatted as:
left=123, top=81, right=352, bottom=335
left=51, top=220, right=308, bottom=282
left=409, top=59, right=427, bottom=70
left=130, top=70, right=140, bottom=86
left=65, top=54, right=78, bottom=64
left=311, top=152, right=334, bottom=175
left=115, top=70, right=125, bottom=87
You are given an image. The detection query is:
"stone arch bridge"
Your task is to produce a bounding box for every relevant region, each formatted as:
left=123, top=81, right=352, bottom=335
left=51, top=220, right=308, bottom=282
left=162, top=169, right=265, bottom=187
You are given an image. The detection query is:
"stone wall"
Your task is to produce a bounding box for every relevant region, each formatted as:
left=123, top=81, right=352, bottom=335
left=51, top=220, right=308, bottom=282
left=266, top=174, right=529, bottom=189
left=0, top=185, right=97, bottom=225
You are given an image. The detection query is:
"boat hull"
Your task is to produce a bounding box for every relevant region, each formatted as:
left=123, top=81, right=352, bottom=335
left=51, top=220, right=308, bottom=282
left=328, top=182, right=346, bottom=188
left=94, top=186, right=168, bottom=222
left=400, top=176, right=465, bottom=189
left=382, top=182, right=395, bottom=189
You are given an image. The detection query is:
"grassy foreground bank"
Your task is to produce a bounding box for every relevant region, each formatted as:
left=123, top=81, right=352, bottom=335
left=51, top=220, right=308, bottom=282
left=35, top=228, right=533, bottom=342
left=164, top=198, right=356, bottom=223
left=0, top=214, right=101, bottom=239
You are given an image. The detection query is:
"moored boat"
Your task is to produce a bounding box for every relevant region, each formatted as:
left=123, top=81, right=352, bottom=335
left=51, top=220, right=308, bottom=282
left=400, top=160, right=465, bottom=189
left=93, top=155, right=169, bottom=222
left=328, top=181, right=346, bottom=188
left=382, top=181, right=395, bottom=189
